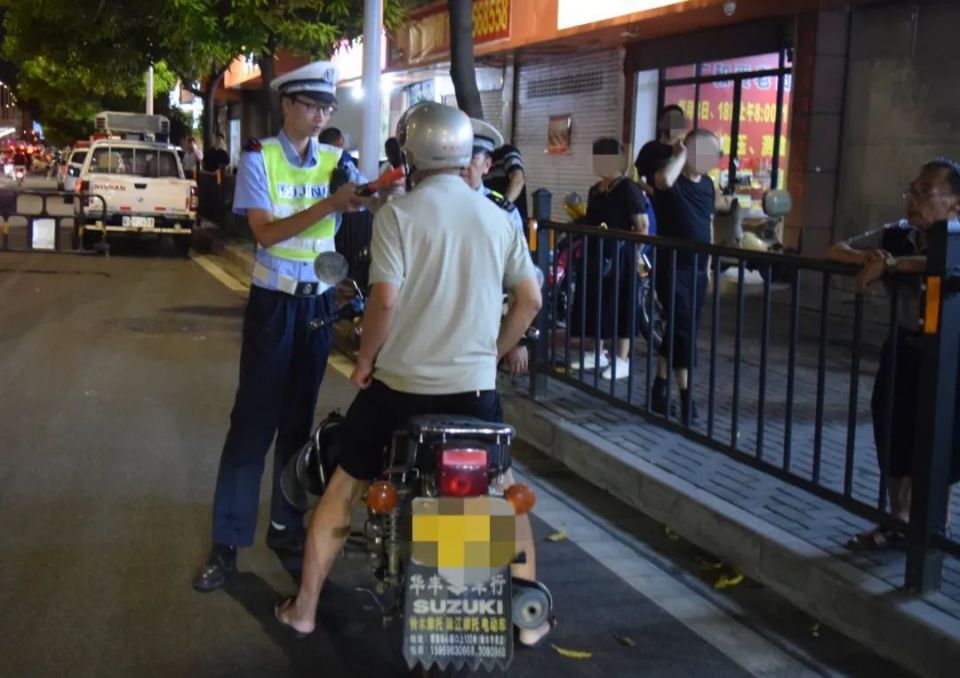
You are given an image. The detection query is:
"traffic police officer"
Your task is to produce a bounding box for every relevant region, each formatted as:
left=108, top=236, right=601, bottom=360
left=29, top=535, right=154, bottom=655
left=463, top=118, right=530, bottom=378
left=194, top=60, right=370, bottom=591
left=464, top=118, right=524, bottom=236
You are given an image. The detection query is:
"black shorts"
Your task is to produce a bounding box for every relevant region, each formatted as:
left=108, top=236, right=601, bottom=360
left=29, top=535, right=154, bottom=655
left=337, top=380, right=504, bottom=481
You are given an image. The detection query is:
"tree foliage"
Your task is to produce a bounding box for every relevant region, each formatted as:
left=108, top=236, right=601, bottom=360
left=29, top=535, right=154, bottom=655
left=1, top=0, right=408, bottom=144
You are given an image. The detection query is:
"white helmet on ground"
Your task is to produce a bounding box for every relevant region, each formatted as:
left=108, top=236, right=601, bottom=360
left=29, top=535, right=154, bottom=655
left=397, top=102, right=473, bottom=171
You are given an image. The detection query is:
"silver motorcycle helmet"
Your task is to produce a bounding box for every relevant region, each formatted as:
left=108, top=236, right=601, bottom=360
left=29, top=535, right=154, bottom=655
left=397, top=101, right=473, bottom=171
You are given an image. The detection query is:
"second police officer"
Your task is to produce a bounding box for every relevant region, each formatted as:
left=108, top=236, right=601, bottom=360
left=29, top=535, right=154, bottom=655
left=193, top=60, right=371, bottom=591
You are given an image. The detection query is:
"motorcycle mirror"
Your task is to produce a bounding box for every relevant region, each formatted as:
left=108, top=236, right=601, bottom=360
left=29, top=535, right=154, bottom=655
left=314, top=251, right=350, bottom=285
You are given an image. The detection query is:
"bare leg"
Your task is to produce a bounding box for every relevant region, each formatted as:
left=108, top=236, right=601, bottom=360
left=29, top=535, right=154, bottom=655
left=278, top=468, right=368, bottom=633
left=496, top=468, right=550, bottom=646
left=889, top=476, right=911, bottom=524
left=676, top=368, right=689, bottom=391
left=616, top=338, right=630, bottom=361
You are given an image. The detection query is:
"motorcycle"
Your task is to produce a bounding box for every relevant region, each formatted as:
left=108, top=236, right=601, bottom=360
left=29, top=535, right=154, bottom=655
left=281, top=252, right=554, bottom=674
left=13, top=165, right=26, bottom=185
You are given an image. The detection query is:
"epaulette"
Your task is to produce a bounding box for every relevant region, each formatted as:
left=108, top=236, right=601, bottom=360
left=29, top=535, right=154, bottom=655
left=243, top=137, right=262, bottom=153
left=486, top=190, right=515, bottom=212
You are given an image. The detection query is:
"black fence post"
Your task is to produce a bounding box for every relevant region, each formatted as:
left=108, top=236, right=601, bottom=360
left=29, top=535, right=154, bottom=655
left=905, top=218, right=960, bottom=594
left=530, top=188, right=552, bottom=400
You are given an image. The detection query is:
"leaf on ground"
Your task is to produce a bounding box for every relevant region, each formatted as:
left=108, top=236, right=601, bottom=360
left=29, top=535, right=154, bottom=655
left=551, top=644, right=593, bottom=659
left=664, top=526, right=680, bottom=541
left=546, top=531, right=567, bottom=542
left=713, top=572, right=744, bottom=590
left=615, top=633, right=636, bottom=648
left=809, top=622, right=821, bottom=637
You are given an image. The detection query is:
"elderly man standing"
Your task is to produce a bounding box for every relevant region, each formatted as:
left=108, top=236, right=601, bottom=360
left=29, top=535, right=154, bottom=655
left=828, top=159, right=960, bottom=550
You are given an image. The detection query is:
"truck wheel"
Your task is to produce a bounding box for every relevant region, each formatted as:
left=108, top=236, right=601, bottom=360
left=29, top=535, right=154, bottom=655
left=174, top=236, right=192, bottom=258
left=81, top=229, right=101, bottom=252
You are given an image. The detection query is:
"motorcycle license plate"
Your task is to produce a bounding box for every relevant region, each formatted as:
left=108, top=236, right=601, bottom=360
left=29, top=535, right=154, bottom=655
left=122, top=216, right=154, bottom=228
left=403, top=497, right=515, bottom=671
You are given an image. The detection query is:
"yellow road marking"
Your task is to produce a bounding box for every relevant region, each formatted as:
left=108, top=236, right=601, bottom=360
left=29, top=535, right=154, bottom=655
left=190, top=253, right=248, bottom=292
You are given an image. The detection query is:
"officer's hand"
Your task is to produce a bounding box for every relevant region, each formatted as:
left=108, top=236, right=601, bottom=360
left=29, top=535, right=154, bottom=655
left=505, top=346, right=529, bottom=377
left=351, top=356, right=375, bottom=390
left=331, top=183, right=373, bottom=212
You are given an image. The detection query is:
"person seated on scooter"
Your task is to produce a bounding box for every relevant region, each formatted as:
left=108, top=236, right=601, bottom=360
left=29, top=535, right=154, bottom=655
left=569, top=138, right=649, bottom=381
left=275, top=102, right=553, bottom=647
left=652, top=128, right=723, bottom=424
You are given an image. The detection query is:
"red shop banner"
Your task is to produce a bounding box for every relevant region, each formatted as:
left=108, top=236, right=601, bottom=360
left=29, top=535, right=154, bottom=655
left=666, top=54, right=792, bottom=192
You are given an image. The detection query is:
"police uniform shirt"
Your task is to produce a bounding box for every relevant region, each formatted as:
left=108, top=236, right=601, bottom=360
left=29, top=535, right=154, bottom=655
left=478, top=183, right=523, bottom=236
left=233, top=129, right=366, bottom=286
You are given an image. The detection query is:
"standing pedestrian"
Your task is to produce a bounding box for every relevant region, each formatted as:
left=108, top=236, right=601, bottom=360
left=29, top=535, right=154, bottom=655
left=569, top=138, right=649, bottom=380
left=652, top=128, right=723, bottom=424
left=828, top=159, right=960, bottom=550
left=193, top=60, right=371, bottom=592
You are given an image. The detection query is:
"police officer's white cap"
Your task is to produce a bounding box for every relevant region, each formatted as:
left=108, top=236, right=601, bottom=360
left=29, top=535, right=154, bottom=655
left=470, top=118, right=503, bottom=155
left=271, top=60, right=338, bottom=104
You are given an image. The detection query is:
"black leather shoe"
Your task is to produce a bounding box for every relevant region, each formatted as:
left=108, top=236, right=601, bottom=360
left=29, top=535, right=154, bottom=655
left=651, top=378, right=677, bottom=418
left=680, top=390, right=699, bottom=426
left=267, top=526, right=306, bottom=555
left=192, top=546, right=236, bottom=592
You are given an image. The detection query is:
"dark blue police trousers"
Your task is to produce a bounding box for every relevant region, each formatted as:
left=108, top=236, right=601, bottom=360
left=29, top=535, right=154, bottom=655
left=211, top=285, right=334, bottom=547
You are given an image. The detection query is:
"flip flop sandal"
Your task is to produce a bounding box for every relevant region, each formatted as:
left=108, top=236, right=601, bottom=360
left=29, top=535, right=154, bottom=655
left=846, top=526, right=907, bottom=552
left=274, top=597, right=313, bottom=640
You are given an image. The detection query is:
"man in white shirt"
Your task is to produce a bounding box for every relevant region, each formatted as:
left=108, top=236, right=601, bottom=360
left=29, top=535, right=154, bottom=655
left=275, top=102, right=552, bottom=647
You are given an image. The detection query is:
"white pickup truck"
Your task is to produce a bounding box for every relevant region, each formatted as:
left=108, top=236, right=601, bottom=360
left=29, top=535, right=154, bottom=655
left=76, top=139, right=197, bottom=255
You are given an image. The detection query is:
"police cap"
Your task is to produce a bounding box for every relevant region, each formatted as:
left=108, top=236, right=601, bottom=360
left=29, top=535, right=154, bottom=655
left=270, top=60, right=338, bottom=105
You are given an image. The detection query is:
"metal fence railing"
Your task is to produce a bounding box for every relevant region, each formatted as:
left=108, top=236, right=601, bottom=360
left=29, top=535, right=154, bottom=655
left=526, top=188, right=960, bottom=594
left=0, top=188, right=107, bottom=254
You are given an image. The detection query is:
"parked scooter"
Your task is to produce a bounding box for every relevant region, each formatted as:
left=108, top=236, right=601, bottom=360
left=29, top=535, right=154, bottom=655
left=713, top=189, right=791, bottom=280
left=281, top=252, right=554, bottom=673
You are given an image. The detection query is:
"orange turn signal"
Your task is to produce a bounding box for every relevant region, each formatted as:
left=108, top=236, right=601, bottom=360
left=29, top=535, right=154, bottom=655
left=367, top=481, right=398, bottom=514
left=505, top=483, right=536, bottom=516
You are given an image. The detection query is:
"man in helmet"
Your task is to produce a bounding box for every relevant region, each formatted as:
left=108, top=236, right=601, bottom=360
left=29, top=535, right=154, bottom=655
left=275, top=102, right=553, bottom=647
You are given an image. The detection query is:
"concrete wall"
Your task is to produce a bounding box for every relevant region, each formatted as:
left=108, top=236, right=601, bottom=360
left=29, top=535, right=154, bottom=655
left=834, top=0, right=960, bottom=243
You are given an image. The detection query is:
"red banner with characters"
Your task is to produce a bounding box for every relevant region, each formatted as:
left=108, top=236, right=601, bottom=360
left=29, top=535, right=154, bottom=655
left=665, top=53, right=792, bottom=194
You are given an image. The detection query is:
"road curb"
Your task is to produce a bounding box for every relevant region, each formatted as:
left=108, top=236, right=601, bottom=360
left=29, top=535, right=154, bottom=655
left=500, top=387, right=960, bottom=678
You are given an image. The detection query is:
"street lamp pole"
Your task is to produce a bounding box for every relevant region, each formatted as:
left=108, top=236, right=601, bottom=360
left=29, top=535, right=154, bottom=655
left=360, top=0, right=383, bottom=180
left=146, top=66, right=154, bottom=115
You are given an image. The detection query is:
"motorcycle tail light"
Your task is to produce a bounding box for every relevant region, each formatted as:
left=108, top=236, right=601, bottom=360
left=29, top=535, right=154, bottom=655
left=367, top=481, right=398, bottom=514
left=438, top=448, right=489, bottom=497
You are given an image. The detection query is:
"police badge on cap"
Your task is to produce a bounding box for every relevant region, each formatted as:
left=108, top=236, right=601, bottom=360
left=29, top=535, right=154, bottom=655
left=270, top=60, right=339, bottom=105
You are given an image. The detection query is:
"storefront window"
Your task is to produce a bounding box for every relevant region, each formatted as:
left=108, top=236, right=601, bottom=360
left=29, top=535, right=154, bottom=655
left=658, top=50, right=792, bottom=212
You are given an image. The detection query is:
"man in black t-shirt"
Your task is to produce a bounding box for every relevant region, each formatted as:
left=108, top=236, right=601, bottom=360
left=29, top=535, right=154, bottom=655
left=652, top=128, right=723, bottom=424
left=203, top=133, right=231, bottom=173
left=485, top=143, right=528, bottom=222
left=635, top=105, right=687, bottom=197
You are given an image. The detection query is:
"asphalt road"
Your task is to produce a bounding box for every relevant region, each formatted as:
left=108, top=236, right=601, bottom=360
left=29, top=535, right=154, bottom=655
left=0, top=234, right=911, bottom=676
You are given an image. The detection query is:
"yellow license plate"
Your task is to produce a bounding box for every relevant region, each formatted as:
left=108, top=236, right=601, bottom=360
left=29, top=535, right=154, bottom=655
left=412, top=497, right=515, bottom=570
